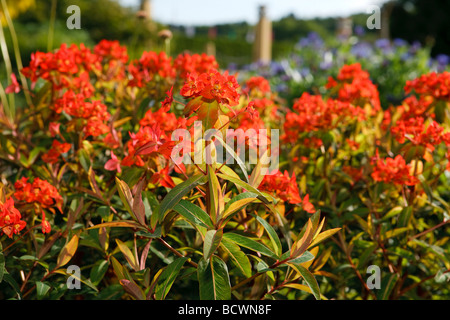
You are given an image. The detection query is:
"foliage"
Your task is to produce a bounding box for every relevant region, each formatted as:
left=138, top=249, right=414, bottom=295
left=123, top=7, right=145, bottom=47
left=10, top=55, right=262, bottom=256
left=238, top=32, right=447, bottom=109
left=1, top=5, right=450, bottom=301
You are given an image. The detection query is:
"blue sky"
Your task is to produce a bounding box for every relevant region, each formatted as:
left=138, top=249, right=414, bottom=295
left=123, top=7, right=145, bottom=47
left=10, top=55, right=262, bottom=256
left=119, top=0, right=388, bottom=26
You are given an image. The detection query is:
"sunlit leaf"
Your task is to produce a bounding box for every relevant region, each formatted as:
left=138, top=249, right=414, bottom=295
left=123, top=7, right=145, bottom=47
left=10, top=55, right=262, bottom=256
left=197, top=255, right=231, bottom=300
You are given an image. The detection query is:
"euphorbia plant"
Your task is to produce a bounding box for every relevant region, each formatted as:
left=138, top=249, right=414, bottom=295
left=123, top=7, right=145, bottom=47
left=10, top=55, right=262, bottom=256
left=88, top=68, right=340, bottom=300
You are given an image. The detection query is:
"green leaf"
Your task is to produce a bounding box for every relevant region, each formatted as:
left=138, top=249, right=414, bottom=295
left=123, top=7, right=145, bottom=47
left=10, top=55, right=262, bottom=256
left=119, top=279, right=146, bottom=300
left=203, top=229, right=223, bottom=261
left=397, top=206, right=413, bottom=228
left=223, top=232, right=277, bottom=259
left=287, top=263, right=321, bottom=300
left=207, top=166, right=224, bottom=225
left=357, top=244, right=378, bottom=269
left=115, top=239, right=139, bottom=271
left=0, top=251, right=4, bottom=283
left=159, top=174, right=208, bottom=221
left=88, top=220, right=145, bottom=230
left=377, top=274, right=399, bottom=300
left=78, top=149, right=91, bottom=173
left=309, top=227, right=341, bottom=248
left=250, top=213, right=282, bottom=258
left=36, top=281, right=51, bottom=300
left=90, top=260, right=109, bottom=286
left=248, top=149, right=270, bottom=188
left=382, top=227, right=410, bottom=241
left=173, top=200, right=214, bottom=229
left=221, top=192, right=259, bottom=222
left=214, top=134, right=249, bottom=183
left=197, top=255, right=231, bottom=300
left=381, top=206, right=403, bottom=221
left=3, top=272, right=22, bottom=299
left=217, top=173, right=270, bottom=204
left=56, top=234, right=79, bottom=268
left=155, top=257, right=188, bottom=300
left=285, top=250, right=315, bottom=264
left=116, top=177, right=135, bottom=219
left=220, top=238, right=252, bottom=278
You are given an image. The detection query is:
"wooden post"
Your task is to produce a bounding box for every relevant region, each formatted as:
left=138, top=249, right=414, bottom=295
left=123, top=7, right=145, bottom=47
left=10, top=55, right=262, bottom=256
left=380, top=1, right=395, bottom=39
left=206, top=27, right=217, bottom=56
left=252, top=5, right=272, bottom=64
left=337, top=17, right=353, bottom=38
left=137, top=0, right=156, bottom=49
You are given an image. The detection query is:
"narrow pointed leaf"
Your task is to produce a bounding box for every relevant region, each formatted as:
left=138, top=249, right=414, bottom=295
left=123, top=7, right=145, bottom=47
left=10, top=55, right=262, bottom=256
left=120, top=279, right=146, bottom=300
left=56, top=234, right=79, bottom=268
left=115, top=239, right=139, bottom=271
left=309, top=227, right=341, bottom=249
left=203, top=229, right=223, bottom=261
left=214, top=134, right=249, bottom=182
left=155, top=257, right=188, bottom=300
left=223, top=232, right=277, bottom=259
left=197, top=256, right=231, bottom=300
left=173, top=200, right=214, bottom=229
left=159, top=174, right=208, bottom=221
left=221, top=192, right=259, bottom=221
left=220, top=238, right=252, bottom=278
left=250, top=213, right=282, bottom=257
left=288, top=263, right=321, bottom=300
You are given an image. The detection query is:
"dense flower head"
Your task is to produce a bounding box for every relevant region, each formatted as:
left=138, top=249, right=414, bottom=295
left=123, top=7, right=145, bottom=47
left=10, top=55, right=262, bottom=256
left=121, top=124, right=175, bottom=167
left=326, top=63, right=381, bottom=112
left=128, top=51, right=175, bottom=87
left=21, top=43, right=99, bottom=87
left=94, top=39, right=129, bottom=64
left=371, top=151, right=419, bottom=186
left=258, top=170, right=315, bottom=212
left=282, top=92, right=365, bottom=143
left=244, top=76, right=271, bottom=95
left=0, top=197, right=26, bottom=238
left=42, top=139, right=71, bottom=164
left=180, top=69, right=241, bottom=106
left=53, top=90, right=110, bottom=138
left=404, top=71, right=450, bottom=102
left=14, top=177, right=64, bottom=211
left=173, top=53, right=219, bottom=79
left=396, top=95, right=434, bottom=121
left=391, top=117, right=450, bottom=151
left=94, top=40, right=129, bottom=80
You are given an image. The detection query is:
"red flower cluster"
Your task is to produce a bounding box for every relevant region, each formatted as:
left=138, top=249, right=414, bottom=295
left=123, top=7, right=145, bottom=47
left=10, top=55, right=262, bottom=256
left=121, top=124, right=175, bottom=167
left=181, top=69, right=240, bottom=107
left=94, top=40, right=129, bottom=80
left=42, top=140, right=71, bottom=164
left=258, top=170, right=315, bottom=212
left=174, top=53, right=219, bottom=79
left=282, top=92, right=364, bottom=143
left=21, top=43, right=99, bottom=92
left=53, top=90, right=110, bottom=138
left=128, top=51, right=175, bottom=87
left=391, top=117, right=450, bottom=151
left=397, top=96, right=434, bottom=120
left=244, top=76, right=271, bottom=95
left=0, top=198, right=26, bottom=238
left=14, top=177, right=64, bottom=211
left=326, top=63, right=381, bottom=112
left=94, top=39, right=129, bottom=64
left=405, top=71, right=450, bottom=102
left=14, top=177, right=63, bottom=234
left=371, top=151, right=418, bottom=186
